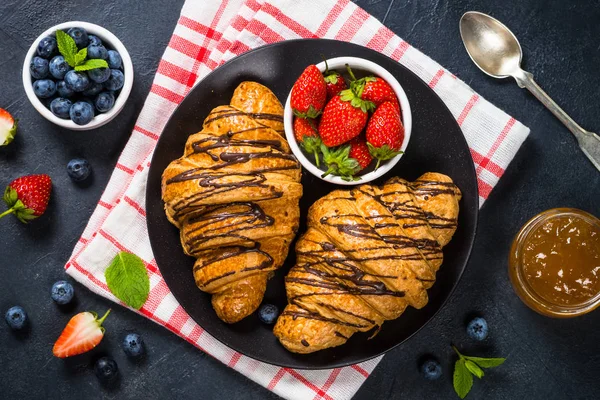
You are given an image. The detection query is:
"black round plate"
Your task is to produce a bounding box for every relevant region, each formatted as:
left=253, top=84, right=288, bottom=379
left=146, top=39, right=478, bottom=369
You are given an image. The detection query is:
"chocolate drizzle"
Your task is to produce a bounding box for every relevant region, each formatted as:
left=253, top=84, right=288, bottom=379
left=277, top=174, right=461, bottom=350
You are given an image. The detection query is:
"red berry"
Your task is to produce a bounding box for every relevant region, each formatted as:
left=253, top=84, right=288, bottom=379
left=324, top=72, right=347, bottom=100
left=361, top=77, right=400, bottom=111
left=293, top=117, right=318, bottom=142
left=1, top=174, right=52, bottom=223
left=53, top=310, right=111, bottom=358
left=348, top=137, right=373, bottom=170
left=319, top=95, right=368, bottom=147
left=366, top=102, right=404, bottom=169
left=291, top=65, right=327, bottom=118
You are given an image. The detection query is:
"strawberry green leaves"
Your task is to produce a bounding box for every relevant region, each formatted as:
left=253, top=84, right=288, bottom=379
left=452, top=346, right=506, bottom=398
left=105, top=252, right=150, bottom=310
left=1, top=186, right=36, bottom=223
left=56, top=30, right=108, bottom=70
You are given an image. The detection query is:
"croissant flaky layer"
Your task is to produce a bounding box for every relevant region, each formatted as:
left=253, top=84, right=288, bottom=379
left=273, top=173, right=461, bottom=353
left=162, top=82, right=303, bottom=323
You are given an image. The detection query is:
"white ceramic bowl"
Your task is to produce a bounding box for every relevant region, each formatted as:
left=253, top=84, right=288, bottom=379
left=284, top=56, right=412, bottom=185
left=22, top=21, right=134, bottom=131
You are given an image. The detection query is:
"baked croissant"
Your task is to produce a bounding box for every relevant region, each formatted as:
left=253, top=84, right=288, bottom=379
left=162, top=82, right=303, bottom=323
left=273, top=173, right=460, bottom=353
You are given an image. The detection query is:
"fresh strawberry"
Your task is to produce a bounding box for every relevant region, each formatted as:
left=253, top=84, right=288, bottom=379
left=322, top=59, right=347, bottom=100
left=348, top=137, right=373, bottom=170
left=1, top=174, right=52, bottom=223
left=320, top=144, right=360, bottom=181
left=293, top=117, right=322, bottom=166
left=361, top=77, right=400, bottom=111
left=291, top=65, right=327, bottom=118
left=0, top=108, right=17, bottom=146
left=319, top=94, right=372, bottom=147
left=366, top=101, right=405, bottom=169
left=53, top=310, right=111, bottom=358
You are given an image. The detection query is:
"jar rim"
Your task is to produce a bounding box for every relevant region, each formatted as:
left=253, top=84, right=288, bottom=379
left=509, top=208, right=600, bottom=318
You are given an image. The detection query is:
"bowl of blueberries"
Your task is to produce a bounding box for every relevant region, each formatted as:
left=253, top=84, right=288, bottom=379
left=22, top=21, right=133, bottom=130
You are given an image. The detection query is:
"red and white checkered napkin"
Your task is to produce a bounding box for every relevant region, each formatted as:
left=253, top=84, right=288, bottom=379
left=65, top=0, right=530, bottom=398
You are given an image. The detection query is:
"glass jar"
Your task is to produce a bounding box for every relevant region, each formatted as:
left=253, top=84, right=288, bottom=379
left=508, top=208, right=600, bottom=318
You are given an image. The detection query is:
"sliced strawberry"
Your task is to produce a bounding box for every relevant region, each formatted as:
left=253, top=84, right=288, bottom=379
left=348, top=137, right=373, bottom=170
left=53, top=310, right=111, bottom=358
left=0, top=108, right=17, bottom=146
left=1, top=174, right=52, bottom=223
left=293, top=117, right=322, bottom=166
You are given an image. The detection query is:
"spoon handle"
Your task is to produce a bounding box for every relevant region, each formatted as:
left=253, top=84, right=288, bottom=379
left=513, top=69, right=600, bottom=172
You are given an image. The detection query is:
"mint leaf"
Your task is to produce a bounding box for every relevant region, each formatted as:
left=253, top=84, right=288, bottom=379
left=465, top=356, right=506, bottom=369
left=56, top=30, right=78, bottom=67
left=75, top=59, right=109, bottom=71
left=74, top=47, right=88, bottom=66
left=105, top=251, right=150, bottom=310
left=453, top=359, right=473, bottom=399
left=465, top=360, right=485, bottom=379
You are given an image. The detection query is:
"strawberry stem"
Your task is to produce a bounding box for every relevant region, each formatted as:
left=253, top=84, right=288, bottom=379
left=374, top=158, right=382, bottom=170
left=0, top=208, right=15, bottom=220
left=345, top=63, right=357, bottom=81
left=97, top=309, right=111, bottom=326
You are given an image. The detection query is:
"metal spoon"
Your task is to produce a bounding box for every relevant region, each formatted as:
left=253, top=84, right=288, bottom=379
left=459, top=11, right=600, bottom=172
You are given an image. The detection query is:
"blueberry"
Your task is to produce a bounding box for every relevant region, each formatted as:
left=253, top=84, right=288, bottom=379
left=421, top=359, right=442, bottom=380
left=67, top=158, right=91, bottom=181
left=67, top=27, right=89, bottom=49
left=88, top=35, right=103, bottom=47
left=69, top=102, right=94, bottom=125
left=57, top=80, right=75, bottom=98
left=51, top=280, right=74, bottom=304
left=83, top=82, right=103, bottom=97
left=106, top=50, right=122, bottom=69
left=37, top=36, right=57, bottom=58
left=87, top=44, right=108, bottom=60
left=103, top=69, right=124, bottom=91
left=258, top=303, right=279, bottom=324
left=94, top=357, right=118, bottom=383
left=95, top=91, right=115, bottom=113
left=64, top=70, right=90, bottom=92
left=50, top=98, right=72, bottom=119
left=33, top=79, right=56, bottom=98
left=79, top=97, right=95, bottom=111
left=122, top=333, right=145, bottom=357
left=88, top=67, right=111, bottom=84
left=467, top=317, right=489, bottom=341
left=49, top=55, right=71, bottom=80
left=5, top=306, right=27, bottom=330
left=30, top=56, right=49, bottom=79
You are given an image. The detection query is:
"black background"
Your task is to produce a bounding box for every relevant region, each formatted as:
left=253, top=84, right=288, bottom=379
left=1, top=0, right=599, bottom=399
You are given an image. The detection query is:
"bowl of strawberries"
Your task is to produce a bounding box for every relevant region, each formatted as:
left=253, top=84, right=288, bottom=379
left=284, top=56, right=411, bottom=185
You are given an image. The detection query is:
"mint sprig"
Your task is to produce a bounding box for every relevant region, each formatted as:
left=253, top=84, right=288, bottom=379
left=452, top=346, right=506, bottom=399
left=105, top=251, right=150, bottom=310
left=55, top=30, right=108, bottom=71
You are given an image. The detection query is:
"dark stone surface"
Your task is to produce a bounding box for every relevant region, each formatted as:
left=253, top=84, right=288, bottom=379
left=0, top=0, right=598, bottom=399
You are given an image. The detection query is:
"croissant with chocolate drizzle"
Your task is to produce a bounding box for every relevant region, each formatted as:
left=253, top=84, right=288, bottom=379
left=273, top=173, right=460, bottom=353
left=162, top=82, right=302, bottom=323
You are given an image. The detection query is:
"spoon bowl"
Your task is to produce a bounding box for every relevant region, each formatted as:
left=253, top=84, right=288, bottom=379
left=459, top=11, right=523, bottom=78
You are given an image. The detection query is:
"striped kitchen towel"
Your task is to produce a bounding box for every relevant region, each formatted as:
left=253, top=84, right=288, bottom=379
left=65, top=1, right=530, bottom=399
